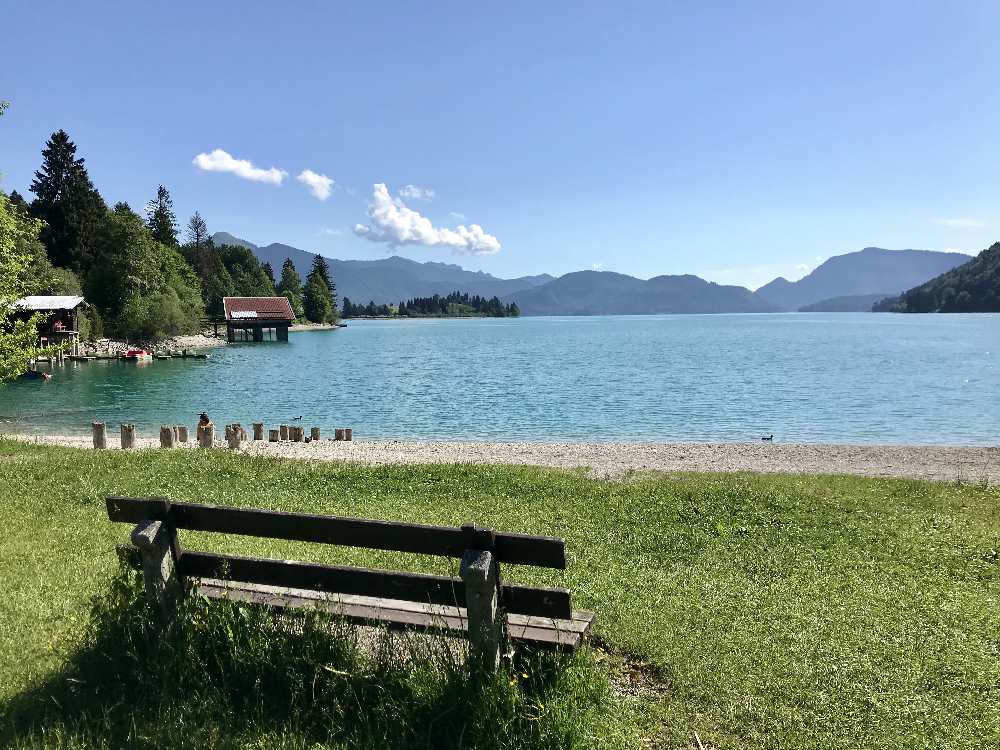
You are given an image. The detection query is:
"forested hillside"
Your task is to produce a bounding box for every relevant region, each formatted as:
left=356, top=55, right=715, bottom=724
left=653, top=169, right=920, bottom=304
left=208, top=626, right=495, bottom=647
left=874, top=243, right=1000, bottom=312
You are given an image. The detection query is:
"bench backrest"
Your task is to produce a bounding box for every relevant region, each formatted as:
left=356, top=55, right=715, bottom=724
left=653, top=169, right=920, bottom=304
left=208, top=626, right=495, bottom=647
left=107, top=496, right=572, bottom=619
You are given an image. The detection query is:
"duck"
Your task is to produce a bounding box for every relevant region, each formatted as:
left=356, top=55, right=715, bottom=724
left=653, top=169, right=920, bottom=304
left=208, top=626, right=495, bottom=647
left=761, top=434, right=774, bottom=442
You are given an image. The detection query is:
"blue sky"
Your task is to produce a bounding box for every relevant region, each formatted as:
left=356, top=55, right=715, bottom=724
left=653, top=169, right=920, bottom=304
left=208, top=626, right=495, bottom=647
left=2, top=1, right=998, bottom=288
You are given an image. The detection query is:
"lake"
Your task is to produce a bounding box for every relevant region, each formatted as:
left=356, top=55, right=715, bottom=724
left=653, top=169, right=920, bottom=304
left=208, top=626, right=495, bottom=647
left=1, top=314, right=997, bottom=445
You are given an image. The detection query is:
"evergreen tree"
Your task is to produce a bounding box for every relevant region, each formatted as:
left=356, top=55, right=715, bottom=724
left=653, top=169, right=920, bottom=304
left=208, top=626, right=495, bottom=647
left=304, top=254, right=337, bottom=322
left=262, top=262, right=276, bottom=287
left=146, top=185, right=178, bottom=246
left=303, top=275, right=333, bottom=323
left=29, top=129, right=107, bottom=272
left=277, top=257, right=305, bottom=320
left=185, top=211, right=210, bottom=248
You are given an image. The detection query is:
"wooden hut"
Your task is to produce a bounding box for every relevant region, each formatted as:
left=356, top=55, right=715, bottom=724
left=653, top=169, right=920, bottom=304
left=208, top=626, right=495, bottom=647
left=223, top=297, right=294, bottom=342
left=13, top=295, right=87, bottom=357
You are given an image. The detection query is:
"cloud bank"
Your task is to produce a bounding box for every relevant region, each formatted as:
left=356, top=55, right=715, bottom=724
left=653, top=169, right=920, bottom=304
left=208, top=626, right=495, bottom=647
left=353, top=184, right=501, bottom=255
left=192, top=149, right=287, bottom=184
left=297, top=169, right=334, bottom=200
left=398, top=184, right=435, bottom=201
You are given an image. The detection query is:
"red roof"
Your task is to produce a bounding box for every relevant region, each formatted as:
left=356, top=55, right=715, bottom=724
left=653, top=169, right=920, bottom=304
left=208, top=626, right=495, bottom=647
left=223, top=297, right=295, bottom=322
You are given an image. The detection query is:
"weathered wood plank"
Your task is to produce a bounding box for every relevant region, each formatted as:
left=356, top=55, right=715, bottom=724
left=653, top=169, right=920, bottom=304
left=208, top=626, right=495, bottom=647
left=194, top=579, right=590, bottom=650
left=106, top=497, right=566, bottom=569
left=175, top=550, right=572, bottom=618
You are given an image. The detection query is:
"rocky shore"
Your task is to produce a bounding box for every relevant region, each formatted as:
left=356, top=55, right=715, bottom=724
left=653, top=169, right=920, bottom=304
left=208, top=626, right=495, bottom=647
left=7, top=435, right=998, bottom=483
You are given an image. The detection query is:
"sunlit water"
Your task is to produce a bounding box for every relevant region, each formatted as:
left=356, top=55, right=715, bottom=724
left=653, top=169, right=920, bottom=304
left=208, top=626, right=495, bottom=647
left=1, top=314, right=997, bottom=445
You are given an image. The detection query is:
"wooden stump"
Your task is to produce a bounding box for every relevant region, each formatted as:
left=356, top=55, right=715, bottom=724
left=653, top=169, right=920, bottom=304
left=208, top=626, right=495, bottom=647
left=159, top=426, right=175, bottom=448
left=291, top=426, right=304, bottom=442
left=177, top=425, right=189, bottom=443
left=92, top=421, right=107, bottom=450
left=268, top=428, right=279, bottom=442
left=344, top=428, right=353, bottom=441
left=310, top=427, right=321, bottom=441
left=120, top=424, right=136, bottom=450
left=279, top=425, right=289, bottom=441
left=225, top=424, right=242, bottom=450
left=335, top=428, right=345, bottom=441
left=198, top=424, right=214, bottom=448
left=253, top=422, right=264, bottom=441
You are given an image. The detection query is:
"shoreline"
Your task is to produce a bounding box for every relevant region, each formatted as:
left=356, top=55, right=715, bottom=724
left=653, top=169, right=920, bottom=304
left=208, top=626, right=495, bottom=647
left=5, top=434, right=997, bottom=482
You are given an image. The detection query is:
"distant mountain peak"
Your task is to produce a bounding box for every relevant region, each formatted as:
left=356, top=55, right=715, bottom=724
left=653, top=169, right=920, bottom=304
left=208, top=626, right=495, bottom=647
left=756, top=247, right=972, bottom=311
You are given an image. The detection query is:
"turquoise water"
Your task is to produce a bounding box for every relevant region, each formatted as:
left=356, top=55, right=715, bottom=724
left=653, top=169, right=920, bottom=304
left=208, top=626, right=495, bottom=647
left=1, top=314, right=997, bottom=445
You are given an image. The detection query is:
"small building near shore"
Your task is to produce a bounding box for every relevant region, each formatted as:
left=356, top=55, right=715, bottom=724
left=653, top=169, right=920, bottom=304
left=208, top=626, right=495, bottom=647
left=223, top=296, right=294, bottom=342
left=13, top=295, right=87, bottom=356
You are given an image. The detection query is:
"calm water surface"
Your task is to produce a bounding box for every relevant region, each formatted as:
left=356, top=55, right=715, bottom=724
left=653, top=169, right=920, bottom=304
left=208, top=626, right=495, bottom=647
left=1, top=314, right=997, bottom=445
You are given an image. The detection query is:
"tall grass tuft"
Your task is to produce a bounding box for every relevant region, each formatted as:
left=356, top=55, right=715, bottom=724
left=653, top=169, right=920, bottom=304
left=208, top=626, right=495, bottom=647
left=2, top=565, right=626, bottom=749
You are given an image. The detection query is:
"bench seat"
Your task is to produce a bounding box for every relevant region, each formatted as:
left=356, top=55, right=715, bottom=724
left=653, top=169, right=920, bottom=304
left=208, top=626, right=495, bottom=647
left=194, top=578, right=595, bottom=651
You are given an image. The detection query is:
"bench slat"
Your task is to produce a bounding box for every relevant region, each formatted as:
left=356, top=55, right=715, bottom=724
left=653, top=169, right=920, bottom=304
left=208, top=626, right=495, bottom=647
left=194, top=579, right=592, bottom=651
left=176, top=550, right=573, bottom=619
left=107, top=497, right=566, bottom=569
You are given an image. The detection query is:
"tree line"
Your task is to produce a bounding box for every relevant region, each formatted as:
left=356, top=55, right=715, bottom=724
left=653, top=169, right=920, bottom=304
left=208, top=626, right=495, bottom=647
left=873, top=242, right=1000, bottom=312
left=2, top=126, right=338, bottom=351
left=342, top=291, right=519, bottom=318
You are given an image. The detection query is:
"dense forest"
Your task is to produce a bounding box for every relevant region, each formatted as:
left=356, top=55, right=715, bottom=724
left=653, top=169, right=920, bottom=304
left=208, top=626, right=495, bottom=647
left=1, top=124, right=338, bottom=350
left=873, top=243, right=1000, bottom=312
left=341, top=291, right=519, bottom=318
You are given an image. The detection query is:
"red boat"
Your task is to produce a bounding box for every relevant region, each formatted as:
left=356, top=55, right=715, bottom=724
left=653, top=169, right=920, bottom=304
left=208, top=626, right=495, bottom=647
left=123, top=349, right=153, bottom=362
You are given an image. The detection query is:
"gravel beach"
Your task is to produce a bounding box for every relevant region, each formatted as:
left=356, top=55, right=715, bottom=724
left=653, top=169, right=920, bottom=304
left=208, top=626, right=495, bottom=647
left=7, top=434, right=998, bottom=482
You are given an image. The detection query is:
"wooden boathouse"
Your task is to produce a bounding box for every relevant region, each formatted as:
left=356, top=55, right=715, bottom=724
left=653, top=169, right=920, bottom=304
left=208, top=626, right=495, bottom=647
left=223, top=297, right=295, bottom=342
left=13, top=295, right=87, bottom=358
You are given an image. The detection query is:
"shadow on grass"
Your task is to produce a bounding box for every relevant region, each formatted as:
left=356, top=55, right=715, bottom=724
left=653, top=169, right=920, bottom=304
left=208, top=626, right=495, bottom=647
left=1, top=566, right=620, bottom=750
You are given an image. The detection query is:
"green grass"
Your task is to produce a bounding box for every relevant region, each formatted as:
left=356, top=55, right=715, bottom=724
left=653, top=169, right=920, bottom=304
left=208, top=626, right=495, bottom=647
left=0, top=440, right=998, bottom=748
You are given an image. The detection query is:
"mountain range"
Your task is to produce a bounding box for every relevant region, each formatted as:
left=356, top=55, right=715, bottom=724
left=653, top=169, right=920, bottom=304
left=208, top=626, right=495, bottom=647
left=212, top=233, right=553, bottom=304
left=214, top=232, right=972, bottom=315
left=755, top=247, right=971, bottom=311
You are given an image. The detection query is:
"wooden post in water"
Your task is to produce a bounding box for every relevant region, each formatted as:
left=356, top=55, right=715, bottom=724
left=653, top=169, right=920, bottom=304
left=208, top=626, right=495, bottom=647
left=268, top=428, right=279, bottom=442
left=177, top=425, right=189, bottom=443
left=253, top=422, right=264, bottom=441
left=279, top=424, right=289, bottom=441
left=120, top=424, right=136, bottom=450
left=159, top=426, right=175, bottom=448
left=92, top=422, right=107, bottom=450
left=199, top=424, right=214, bottom=448
left=310, top=427, right=321, bottom=441
left=344, top=428, right=353, bottom=441
left=335, top=428, right=345, bottom=441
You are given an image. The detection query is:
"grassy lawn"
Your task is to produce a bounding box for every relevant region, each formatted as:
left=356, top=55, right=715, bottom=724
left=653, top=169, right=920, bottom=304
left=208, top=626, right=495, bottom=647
left=0, top=439, right=997, bottom=748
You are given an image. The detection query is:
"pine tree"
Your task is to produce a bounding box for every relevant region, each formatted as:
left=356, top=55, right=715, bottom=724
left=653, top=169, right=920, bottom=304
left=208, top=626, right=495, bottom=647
left=146, top=185, right=178, bottom=246
left=306, top=254, right=337, bottom=321
left=262, top=262, right=276, bottom=287
left=277, top=257, right=304, bottom=320
left=29, top=129, right=107, bottom=272
left=185, top=211, right=209, bottom=248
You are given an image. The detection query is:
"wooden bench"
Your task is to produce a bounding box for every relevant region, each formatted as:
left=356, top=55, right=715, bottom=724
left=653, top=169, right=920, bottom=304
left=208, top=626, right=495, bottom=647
left=107, top=497, right=595, bottom=670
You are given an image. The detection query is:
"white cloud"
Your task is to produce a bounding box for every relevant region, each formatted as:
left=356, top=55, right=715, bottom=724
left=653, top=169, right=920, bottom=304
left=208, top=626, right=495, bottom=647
left=449, top=211, right=467, bottom=221
left=399, top=184, right=435, bottom=201
left=318, top=227, right=342, bottom=236
left=192, top=148, right=287, bottom=184
left=297, top=169, right=334, bottom=200
left=591, top=263, right=604, bottom=271
left=353, top=184, right=501, bottom=255
left=935, top=217, right=985, bottom=229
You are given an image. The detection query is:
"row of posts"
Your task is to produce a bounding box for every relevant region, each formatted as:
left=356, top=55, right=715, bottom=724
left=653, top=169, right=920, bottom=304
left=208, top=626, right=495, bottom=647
left=92, top=421, right=352, bottom=449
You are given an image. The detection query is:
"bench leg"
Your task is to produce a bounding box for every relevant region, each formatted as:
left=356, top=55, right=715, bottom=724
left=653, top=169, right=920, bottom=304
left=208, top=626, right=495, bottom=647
left=460, top=549, right=502, bottom=674
left=131, top=520, right=181, bottom=619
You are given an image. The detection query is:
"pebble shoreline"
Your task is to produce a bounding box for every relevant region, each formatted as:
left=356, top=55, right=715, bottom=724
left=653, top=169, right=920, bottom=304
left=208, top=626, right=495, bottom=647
left=7, top=435, right=999, bottom=483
